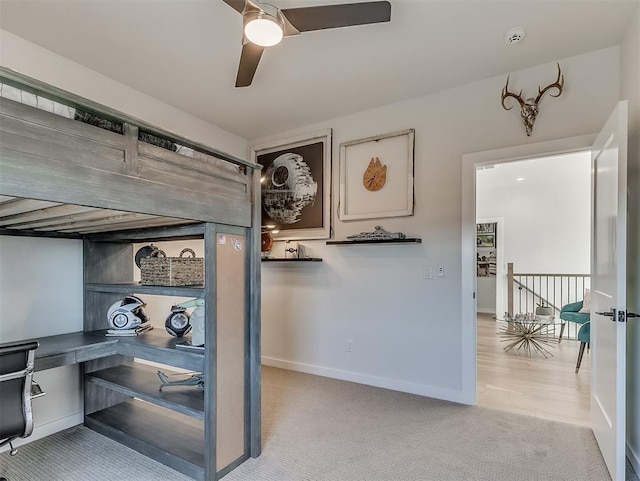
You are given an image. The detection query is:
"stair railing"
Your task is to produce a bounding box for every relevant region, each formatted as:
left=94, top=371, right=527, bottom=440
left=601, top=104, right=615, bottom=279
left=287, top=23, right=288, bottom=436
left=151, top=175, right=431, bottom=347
left=506, top=262, right=590, bottom=339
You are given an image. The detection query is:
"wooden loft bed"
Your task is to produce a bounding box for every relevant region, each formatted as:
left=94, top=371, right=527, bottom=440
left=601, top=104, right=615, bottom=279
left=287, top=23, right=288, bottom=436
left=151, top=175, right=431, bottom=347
left=0, top=67, right=255, bottom=232
left=0, top=67, right=262, bottom=481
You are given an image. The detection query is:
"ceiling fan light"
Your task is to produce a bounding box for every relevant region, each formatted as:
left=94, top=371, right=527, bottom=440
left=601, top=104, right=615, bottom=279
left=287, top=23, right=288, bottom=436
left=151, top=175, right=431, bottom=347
left=244, top=11, right=283, bottom=47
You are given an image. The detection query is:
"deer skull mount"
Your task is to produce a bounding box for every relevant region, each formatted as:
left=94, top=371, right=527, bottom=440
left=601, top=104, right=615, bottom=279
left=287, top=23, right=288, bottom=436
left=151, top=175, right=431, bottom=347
left=501, top=63, right=564, bottom=136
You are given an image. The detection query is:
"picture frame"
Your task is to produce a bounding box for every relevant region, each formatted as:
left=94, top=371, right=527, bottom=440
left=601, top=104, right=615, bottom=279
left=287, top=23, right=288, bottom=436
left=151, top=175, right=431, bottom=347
left=476, top=250, right=497, bottom=277
left=476, top=234, right=495, bottom=248
left=251, top=129, right=332, bottom=240
left=476, top=223, right=495, bottom=234
left=339, top=129, right=414, bottom=221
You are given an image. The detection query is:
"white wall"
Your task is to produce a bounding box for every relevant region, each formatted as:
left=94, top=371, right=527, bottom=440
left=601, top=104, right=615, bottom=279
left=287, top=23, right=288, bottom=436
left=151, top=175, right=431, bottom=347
left=0, top=237, right=83, bottom=448
left=477, top=153, right=591, bottom=274
left=254, top=47, right=620, bottom=403
left=620, top=4, right=640, bottom=474
left=0, top=31, right=249, bottom=442
left=476, top=277, right=496, bottom=314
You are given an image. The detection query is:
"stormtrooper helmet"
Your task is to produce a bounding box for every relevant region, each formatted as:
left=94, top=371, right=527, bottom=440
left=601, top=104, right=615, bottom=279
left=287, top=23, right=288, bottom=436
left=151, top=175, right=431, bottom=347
left=107, top=295, right=149, bottom=330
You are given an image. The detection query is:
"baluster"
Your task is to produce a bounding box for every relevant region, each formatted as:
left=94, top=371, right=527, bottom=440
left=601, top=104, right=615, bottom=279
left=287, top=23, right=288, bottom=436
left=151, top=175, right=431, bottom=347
left=507, top=262, right=514, bottom=316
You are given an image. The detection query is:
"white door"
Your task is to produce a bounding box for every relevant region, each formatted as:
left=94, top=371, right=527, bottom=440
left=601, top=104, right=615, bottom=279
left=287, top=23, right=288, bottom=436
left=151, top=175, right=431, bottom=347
left=591, top=101, right=628, bottom=481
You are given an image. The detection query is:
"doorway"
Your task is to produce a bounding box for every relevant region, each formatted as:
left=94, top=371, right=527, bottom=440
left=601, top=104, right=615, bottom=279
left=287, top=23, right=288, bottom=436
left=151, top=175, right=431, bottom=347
left=474, top=152, right=592, bottom=426
left=460, top=134, right=597, bottom=417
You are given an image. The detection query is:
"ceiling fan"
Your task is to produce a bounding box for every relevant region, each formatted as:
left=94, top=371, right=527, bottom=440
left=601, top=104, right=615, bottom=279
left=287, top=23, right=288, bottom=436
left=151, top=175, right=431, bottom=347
left=222, top=0, right=392, bottom=87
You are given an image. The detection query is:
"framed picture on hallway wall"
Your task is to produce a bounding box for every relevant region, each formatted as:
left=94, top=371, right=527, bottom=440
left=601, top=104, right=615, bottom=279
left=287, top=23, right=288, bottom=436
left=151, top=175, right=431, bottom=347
left=476, top=234, right=495, bottom=248
left=251, top=129, right=332, bottom=240
left=477, top=223, right=495, bottom=234
left=339, top=129, right=415, bottom=221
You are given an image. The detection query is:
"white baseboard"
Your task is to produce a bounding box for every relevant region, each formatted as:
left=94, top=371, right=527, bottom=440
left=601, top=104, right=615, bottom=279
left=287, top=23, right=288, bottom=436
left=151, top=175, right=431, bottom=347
left=477, top=308, right=495, bottom=314
left=262, top=356, right=467, bottom=404
left=0, top=413, right=83, bottom=453
left=628, top=442, right=640, bottom=477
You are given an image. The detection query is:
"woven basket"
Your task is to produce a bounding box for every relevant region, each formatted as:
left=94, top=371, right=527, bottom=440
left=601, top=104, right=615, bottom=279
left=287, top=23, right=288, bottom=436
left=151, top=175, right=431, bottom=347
left=140, top=248, right=203, bottom=286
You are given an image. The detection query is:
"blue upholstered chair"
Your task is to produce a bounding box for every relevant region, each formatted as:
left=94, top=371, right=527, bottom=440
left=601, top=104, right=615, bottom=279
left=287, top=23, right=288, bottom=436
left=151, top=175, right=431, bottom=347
left=575, top=321, right=590, bottom=373
left=559, top=300, right=590, bottom=341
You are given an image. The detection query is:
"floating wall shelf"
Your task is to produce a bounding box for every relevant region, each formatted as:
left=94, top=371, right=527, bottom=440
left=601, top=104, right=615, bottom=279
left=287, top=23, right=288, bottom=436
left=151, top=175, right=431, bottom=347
left=326, top=238, right=422, bottom=246
left=261, top=257, right=323, bottom=262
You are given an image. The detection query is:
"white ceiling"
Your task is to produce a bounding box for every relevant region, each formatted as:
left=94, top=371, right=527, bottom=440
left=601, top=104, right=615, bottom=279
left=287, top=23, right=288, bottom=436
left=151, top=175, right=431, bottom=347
left=0, top=0, right=637, bottom=139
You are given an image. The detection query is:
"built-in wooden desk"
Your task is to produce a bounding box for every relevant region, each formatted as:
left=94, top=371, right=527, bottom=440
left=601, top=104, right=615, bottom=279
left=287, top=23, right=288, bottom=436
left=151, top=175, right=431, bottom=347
left=31, top=330, right=205, bottom=373
left=32, top=331, right=118, bottom=372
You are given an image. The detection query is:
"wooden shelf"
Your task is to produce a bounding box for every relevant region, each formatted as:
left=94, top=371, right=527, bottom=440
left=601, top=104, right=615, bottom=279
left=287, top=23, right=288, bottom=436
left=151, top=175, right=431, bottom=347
left=86, top=362, right=204, bottom=420
left=113, top=330, right=205, bottom=372
left=85, top=400, right=204, bottom=480
left=261, top=257, right=323, bottom=262
left=326, top=238, right=422, bottom=246
left=85, top=282, right=205, bottom=298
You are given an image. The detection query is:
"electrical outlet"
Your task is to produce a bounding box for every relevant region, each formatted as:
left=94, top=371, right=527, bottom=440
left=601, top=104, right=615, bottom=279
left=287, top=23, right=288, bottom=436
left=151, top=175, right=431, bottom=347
left=423, top=266, right=432, bottom=279
left=346, top=340, right=354, bottom=353
left=437, top=265, right=445, bottom=277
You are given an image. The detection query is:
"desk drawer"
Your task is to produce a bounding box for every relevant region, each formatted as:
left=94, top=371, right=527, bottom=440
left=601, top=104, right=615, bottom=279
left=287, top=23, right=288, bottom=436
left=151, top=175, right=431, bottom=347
left=76, top=342, right=118, bottom=362
left=35, top=352, right=76, bottom=371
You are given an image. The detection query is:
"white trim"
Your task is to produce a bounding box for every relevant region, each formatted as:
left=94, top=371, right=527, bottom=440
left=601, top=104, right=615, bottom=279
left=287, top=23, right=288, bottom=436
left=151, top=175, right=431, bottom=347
left=460, top=133, right=597, bottom=407
left=262, top=356, right=469, bottom=404
left=0, top=413, right=82, bottom=453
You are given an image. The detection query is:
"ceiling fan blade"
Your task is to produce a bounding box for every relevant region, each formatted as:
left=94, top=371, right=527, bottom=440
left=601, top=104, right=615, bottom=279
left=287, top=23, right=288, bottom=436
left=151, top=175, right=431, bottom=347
left=281, top=1, right=391, bottom=32
left=222, top=0, right=246, bottom=14
left=282, top=14, right=301, bottom=38
left=222, top=0, right=261, bottom=14
left=236, top=41, right=264, bottom=87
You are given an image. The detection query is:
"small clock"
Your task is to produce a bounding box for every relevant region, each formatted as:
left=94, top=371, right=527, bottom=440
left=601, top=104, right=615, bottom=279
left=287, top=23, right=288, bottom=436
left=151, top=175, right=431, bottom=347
left=362, top=157, right=387, bottom=192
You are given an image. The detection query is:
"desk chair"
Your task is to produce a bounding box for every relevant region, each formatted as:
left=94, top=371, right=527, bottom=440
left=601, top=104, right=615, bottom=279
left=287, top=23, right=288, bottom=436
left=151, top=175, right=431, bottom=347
left=0, top=340, right=43, bottom=480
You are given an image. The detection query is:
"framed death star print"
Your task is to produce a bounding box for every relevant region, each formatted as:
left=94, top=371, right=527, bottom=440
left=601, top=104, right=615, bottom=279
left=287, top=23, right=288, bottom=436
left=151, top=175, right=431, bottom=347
left=251, top=129, right=332, bottom=240
left=339, top=129, right=415, bottom=221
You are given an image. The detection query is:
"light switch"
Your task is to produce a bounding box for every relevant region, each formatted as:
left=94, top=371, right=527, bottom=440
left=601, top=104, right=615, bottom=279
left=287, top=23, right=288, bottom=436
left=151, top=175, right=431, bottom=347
left=437, top=265, right=445, bottom=277
left=423, top=266, right=432, bottom=279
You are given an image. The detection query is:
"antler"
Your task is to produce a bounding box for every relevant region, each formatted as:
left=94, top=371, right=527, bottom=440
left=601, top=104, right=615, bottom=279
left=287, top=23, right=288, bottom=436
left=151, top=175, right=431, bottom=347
left=535, top=63, right=564, bottom=104
left=501, top=75, right=525, bottom=111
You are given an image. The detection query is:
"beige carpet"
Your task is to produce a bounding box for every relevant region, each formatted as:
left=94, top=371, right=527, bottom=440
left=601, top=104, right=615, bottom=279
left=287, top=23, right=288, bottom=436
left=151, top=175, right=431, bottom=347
left=2, top=366, right=638, bottom=480
left=226, top=366, right=619, bottom=481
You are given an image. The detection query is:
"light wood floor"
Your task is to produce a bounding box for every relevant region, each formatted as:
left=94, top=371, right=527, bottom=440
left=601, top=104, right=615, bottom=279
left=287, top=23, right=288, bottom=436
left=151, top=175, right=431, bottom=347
left=476, top=314, right=591, bottom=427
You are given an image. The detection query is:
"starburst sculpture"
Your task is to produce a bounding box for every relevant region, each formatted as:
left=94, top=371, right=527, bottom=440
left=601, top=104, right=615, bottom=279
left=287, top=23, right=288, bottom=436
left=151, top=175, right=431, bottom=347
left=499, top=316, right=558, bottom=358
